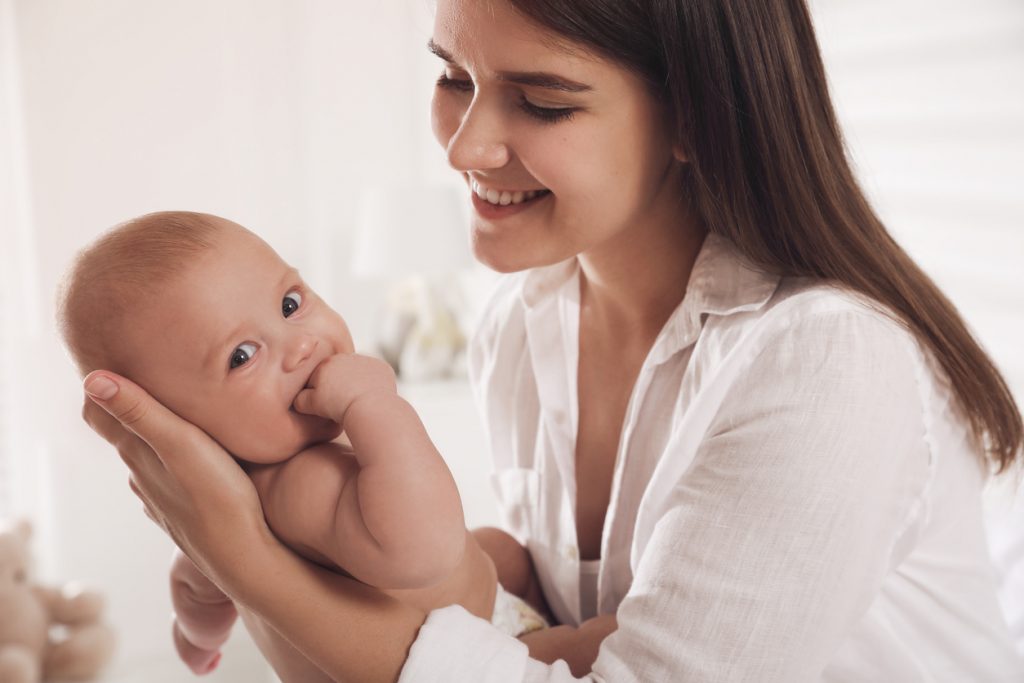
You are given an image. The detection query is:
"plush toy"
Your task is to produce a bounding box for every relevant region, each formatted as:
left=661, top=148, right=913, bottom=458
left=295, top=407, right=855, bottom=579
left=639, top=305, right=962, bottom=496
left=0, top=520, right=115, bottom=682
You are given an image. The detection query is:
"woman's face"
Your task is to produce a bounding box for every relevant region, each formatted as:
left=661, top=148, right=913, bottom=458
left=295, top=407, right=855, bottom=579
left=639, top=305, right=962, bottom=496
left=430, top=0, right=685, bottom=273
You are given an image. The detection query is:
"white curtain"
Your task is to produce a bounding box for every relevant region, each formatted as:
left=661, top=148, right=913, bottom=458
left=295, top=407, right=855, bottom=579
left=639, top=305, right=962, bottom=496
left=0, top=0, right=45, bottom=525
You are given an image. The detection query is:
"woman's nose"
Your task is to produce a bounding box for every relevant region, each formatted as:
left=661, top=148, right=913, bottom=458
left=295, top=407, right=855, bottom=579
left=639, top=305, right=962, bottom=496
left=444, top=100, right=510, bottom=172
left=283, top=334, right=318, bottom=373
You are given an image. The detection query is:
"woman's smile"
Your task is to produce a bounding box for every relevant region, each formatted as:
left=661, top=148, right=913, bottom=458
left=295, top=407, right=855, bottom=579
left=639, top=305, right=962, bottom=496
left=470, top=178, right=553, bottom=221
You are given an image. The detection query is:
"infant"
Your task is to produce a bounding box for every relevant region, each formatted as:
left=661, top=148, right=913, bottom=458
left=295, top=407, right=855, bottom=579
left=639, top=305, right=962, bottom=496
left=58, top=212, right=547, bottom=681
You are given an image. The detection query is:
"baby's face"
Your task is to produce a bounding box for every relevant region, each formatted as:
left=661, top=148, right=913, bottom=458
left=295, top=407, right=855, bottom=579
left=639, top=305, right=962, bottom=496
left=119, top=226, right=351, bottom=463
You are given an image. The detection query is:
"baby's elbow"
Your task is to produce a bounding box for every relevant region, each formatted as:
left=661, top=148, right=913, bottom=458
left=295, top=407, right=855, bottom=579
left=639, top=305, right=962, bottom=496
left=382, top=528, right=466, bottom=589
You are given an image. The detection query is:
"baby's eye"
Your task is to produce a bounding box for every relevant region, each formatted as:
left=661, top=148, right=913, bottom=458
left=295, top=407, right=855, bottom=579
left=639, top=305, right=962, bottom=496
left=230, top=342, right=258, bottom=369
left=283, top=290, right=303, bottom=318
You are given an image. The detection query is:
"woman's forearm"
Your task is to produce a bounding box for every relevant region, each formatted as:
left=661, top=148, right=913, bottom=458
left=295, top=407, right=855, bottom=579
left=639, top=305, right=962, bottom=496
left=227, top=530, right=425, bottom=683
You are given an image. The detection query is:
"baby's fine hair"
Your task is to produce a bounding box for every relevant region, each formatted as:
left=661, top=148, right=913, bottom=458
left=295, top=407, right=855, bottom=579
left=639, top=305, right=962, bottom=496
left=57, top=211, right=225, bottom=376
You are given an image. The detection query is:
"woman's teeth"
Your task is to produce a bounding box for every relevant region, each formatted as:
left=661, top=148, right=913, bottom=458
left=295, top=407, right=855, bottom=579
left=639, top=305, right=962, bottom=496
left=472, top=180, right=550, bottom=206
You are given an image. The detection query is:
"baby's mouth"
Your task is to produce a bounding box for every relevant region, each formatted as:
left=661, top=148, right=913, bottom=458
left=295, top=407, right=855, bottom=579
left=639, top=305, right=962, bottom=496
left=289, top=378, right=312, bottom=414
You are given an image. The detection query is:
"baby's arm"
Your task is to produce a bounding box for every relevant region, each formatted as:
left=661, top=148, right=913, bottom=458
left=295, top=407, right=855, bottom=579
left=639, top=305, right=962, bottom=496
left=168, top=549, right=238, bottom=675
left=279, top=353, right=466, bottom=589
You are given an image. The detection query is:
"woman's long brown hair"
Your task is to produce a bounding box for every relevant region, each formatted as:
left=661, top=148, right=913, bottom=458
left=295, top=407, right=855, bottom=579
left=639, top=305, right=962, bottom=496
left=509, top=0, right=1022, bottom=473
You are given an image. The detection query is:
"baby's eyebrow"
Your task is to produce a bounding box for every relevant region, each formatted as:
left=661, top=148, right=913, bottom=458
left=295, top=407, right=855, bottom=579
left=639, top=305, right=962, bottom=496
left=281, top=267, right=300, bottom=286
left=204, top=320, right=247, bottom=374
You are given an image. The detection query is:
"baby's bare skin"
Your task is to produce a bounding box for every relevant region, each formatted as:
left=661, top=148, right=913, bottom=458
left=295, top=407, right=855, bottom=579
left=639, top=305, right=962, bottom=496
left=246, top=439, right=498, bottom=621
left=172, top=437, right=499, bottom=682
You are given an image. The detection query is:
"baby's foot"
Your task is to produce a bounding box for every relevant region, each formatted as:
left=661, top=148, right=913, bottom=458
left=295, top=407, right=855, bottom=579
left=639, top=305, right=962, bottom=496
left=172, top=619, right=223, bottom=675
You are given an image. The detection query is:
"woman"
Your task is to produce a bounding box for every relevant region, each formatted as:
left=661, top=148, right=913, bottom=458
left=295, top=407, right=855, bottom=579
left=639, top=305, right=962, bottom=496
left=82, top=0, right=1023, bottom=679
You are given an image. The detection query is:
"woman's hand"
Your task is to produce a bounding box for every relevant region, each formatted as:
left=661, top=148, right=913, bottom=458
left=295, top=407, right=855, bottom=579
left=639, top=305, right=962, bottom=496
left=81, top=370, right=272, bottom=595
left=519, top=615, right=618, bottom=677
left=82, top=370, right=426, bottom=682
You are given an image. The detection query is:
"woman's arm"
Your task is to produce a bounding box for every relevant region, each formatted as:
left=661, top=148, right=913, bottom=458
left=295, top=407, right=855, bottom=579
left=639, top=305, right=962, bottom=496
left=518, top=616, right=618, bottom=677
left=82, top=371, right=423, bottom=683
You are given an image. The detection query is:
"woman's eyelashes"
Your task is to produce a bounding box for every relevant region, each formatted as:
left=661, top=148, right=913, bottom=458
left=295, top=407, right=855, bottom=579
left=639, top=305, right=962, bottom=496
left=435, top=73, right=577, bottom=124
left=283, top=290, right=303, bottom=318
left=436, top=73, right=474, bottom=93
left=517, top=97, right=576, bottom=123
left=230, top=342, right=258, bottom=370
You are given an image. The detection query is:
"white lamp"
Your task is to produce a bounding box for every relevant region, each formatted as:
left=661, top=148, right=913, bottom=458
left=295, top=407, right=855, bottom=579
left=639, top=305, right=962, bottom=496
left=351, top=184, right=472, bottom=381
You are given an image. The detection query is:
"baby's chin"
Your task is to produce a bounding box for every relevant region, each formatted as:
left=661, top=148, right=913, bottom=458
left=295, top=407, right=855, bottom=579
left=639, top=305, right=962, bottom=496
left=233, top=415, right=342, bottom=464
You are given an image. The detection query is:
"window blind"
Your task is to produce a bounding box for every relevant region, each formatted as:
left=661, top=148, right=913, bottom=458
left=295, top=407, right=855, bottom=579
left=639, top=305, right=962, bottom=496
left=810, top=0, right=1024, bottom=395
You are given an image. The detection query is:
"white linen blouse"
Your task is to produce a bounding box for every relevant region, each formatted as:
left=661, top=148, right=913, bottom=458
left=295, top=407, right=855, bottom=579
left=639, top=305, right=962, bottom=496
left=399, top=233, right=1022, bottom=681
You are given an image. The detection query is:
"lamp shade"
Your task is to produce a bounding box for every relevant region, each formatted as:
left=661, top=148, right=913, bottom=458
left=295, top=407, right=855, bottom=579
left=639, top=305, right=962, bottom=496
left=351, top=184, right=472, bottom=279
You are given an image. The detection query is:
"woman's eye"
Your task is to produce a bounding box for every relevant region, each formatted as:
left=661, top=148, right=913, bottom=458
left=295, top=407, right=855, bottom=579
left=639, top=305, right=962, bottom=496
left=282, top=291, right=303, bottom=318
left=519, top=97, right=576, bottom=124
left=230, top=342, right=258, bottom=369
left=436, top=72, right=474, bottom=93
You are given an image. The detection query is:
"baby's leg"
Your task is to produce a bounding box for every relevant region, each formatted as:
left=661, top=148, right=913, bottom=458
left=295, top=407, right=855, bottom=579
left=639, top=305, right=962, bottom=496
left=236, top=607, right=335, bottom=683
left=169, top=549, right=238, bottom=675
left=472, top=526, right=551, bottom=621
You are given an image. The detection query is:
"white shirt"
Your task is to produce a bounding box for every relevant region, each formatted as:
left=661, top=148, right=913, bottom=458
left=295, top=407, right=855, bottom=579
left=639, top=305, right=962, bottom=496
left=399, top=233, right=1022, bottom=682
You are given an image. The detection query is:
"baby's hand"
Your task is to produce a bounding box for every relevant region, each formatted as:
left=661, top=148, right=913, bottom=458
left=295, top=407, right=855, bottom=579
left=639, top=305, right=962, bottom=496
left=292, top=353, right=397, bottom=424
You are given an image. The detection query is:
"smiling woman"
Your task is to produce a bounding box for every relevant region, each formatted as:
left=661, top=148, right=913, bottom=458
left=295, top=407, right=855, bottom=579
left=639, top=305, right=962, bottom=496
left=428, top=5, right=692, bottom=278
left=59, top=0, right=1024, bottom=681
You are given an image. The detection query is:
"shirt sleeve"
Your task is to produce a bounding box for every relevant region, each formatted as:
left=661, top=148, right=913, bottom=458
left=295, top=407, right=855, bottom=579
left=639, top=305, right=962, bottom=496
left=400, top=308, right=933, bottom=682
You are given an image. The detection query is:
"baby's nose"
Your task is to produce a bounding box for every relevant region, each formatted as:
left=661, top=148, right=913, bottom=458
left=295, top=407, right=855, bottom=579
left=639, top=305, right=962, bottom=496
left=283, top=334, right=318, bottom=372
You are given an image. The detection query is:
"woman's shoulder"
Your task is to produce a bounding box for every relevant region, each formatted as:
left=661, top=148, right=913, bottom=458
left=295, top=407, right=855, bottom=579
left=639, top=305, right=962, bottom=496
left=730, top=276, right=917, bottom=355
left=696, top=276, right=934, bottom=407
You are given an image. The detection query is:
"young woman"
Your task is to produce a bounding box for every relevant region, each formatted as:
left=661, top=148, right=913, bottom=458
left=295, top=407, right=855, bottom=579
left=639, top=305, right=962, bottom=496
left=82, top=0, right=1023, bottom=679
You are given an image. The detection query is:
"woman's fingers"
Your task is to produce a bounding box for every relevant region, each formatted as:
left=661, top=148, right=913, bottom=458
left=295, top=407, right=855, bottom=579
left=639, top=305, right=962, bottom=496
left=83, top=371, right=205, bottom=470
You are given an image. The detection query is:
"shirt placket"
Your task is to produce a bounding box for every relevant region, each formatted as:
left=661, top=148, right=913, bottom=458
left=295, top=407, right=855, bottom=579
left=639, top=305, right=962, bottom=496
left=523, top=269, right=583, bottom=625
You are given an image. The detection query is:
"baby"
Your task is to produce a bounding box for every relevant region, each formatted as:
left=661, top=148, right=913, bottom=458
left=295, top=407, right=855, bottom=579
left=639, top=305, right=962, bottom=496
left=57, top=212, right=548, bottom=681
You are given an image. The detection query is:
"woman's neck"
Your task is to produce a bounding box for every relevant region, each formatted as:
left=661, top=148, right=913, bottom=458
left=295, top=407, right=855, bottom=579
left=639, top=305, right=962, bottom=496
left=578, top=198, right=706, bottom=344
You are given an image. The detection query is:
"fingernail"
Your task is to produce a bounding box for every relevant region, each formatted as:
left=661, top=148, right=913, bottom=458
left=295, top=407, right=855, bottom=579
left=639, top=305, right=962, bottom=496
left=85, top=374, right=119, bottom=400
left=206, top=652, right=222, bottom=673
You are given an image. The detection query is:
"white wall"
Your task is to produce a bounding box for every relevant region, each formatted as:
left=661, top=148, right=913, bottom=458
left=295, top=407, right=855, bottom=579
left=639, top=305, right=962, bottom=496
left=0, top=0, right=1021, bottom=679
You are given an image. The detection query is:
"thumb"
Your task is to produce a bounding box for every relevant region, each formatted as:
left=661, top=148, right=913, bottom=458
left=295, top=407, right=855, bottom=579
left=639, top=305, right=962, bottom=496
left=84, top=371, right=199, bottom=457
left=292, top=387, right=315, bottom=416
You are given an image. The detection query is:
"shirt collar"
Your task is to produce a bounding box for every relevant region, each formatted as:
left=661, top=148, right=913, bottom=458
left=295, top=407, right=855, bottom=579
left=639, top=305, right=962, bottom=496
left=518, top=232, right=781, bottom=364
left=657, top=232, right=780, bottom=363
left=682, top=232, right=780, bottom=317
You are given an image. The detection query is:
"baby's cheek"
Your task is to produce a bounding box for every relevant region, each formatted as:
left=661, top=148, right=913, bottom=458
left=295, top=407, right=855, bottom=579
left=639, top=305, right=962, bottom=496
left=220, top=409, right=298, bottom=464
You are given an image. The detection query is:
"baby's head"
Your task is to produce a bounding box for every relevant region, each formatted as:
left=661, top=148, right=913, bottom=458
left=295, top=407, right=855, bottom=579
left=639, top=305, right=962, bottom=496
left=58, top=211, right=351, bottom=463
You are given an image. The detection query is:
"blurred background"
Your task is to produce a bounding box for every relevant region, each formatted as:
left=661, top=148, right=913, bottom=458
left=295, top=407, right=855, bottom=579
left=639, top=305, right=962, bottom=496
left=0, top=0, right=1021, bottom=680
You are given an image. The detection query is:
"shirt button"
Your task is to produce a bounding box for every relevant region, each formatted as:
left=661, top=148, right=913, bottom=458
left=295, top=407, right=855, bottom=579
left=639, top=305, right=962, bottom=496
left=565, top=545, right=578, bottom=561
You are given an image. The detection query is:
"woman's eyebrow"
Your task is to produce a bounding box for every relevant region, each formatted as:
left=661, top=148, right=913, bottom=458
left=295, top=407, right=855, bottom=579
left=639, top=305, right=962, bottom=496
left=427, top=39, right=456, bottom=63
left=427, top=39, right=593, bottom=93
left=496, top=72, right=592, bottom=93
